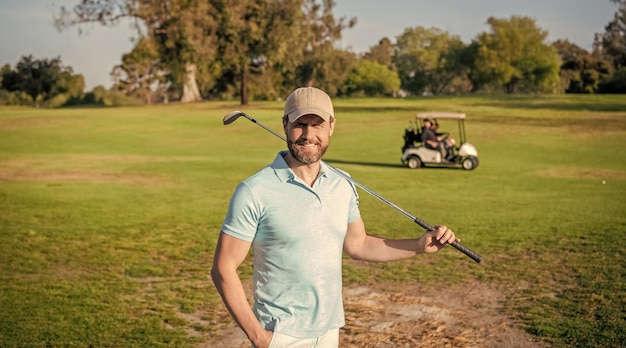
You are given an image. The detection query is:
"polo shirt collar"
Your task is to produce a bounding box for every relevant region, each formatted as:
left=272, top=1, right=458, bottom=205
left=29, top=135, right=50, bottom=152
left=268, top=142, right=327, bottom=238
left=272, top=150, right=328, bottom=183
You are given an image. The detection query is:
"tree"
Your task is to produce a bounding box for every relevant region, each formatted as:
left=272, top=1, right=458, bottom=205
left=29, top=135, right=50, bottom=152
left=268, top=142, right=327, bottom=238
left=554, top=40, right=612, bottom=93
left=344, top=60, right=400, bottom=96
left=393, top=27, right=469, bottom=95
left=553, top=39, right=588, bottom=63
left=469, top=16, right=561, bottom=93
left=362, top=37, right=395, bottom=68
left=0, top=55, right=84, bottom=107
left=55, top=0, right=219, bottom=103
left=111, top=37, right=163, bottom=104
left=293, top=0, right=357, bottom=96
left=214, top=0, right=308, bottom=105
left=594, top=0, right=626, bottom=70
left=599, top=67, right=626, bottom=93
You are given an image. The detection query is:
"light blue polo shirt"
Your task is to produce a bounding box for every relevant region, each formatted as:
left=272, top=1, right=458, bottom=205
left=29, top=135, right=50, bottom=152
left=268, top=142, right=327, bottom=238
left=221, top=151, right=361, bottom=338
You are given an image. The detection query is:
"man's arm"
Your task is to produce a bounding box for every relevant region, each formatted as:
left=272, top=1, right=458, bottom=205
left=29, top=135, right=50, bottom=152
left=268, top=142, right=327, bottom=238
left=426, top=139, right=440, bottom=148
left=343, top=217, right=458, bottom=262
left=211, top=232, right=272, bottom=348
left=420, top=128, right=440, bottom=148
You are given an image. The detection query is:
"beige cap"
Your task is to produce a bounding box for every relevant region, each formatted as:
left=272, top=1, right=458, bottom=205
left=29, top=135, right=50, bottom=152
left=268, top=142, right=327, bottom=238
left=284, top=87, right=334, bottom=123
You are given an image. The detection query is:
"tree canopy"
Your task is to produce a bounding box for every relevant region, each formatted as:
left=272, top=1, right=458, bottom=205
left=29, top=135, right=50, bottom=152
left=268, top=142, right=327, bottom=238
left=3, top=2, right=623, bottom=107
left=111, top=37, right=163, bottom=104
left=362, top=38, right=395, bottom=68
left=344, top=60, right=400, bottom=96
left=595, top=0, right=626, bottom=70
left=55, top=0, right=220, bottom=103
left=0, top=55, right=84, bottom=107
left=54, top=0, right=356, bottom=104
left=554, top=40, right=612, bottom=93
left=394, top=27, right=470, bottom=95
left=468, top=16, right=561, bottom=93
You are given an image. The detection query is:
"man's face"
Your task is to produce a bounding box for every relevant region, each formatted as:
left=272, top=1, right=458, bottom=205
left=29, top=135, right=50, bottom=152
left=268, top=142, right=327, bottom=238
left=284, top=114, right=335, bottom=165
left=424, top=120, right=432, bottom=128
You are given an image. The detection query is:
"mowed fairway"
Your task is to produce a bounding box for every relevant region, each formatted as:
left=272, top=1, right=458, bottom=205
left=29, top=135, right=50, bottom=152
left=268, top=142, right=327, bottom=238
left=0, top=95, right=625, bottom=347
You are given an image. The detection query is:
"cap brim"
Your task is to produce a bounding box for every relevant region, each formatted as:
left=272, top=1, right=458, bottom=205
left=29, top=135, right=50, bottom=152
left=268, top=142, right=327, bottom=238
left=287, top=106, right=332, bottom=123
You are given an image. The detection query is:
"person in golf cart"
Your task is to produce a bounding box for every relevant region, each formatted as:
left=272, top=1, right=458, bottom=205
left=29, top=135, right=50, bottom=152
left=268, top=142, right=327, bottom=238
left=430, top=118, right=450, bottom=139
left=421, top=118, right=456, bottom=159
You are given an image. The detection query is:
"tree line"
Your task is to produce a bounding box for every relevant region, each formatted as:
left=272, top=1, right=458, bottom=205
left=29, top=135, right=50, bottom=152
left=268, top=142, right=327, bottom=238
left=1, top=0, right=624, bottom=107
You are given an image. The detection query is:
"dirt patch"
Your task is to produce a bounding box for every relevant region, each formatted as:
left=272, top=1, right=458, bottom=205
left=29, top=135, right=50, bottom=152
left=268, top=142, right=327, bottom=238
left=535, top=167, right=626, bottom=181
left=0, top=116, right=71, bottom=131
left=202, top=281, right=549, bottom=348
left=0, top=169, right=171, bottom=186
left=0, top=155, right=182, bottom=185
left=340, top=281, right=548, bottom=348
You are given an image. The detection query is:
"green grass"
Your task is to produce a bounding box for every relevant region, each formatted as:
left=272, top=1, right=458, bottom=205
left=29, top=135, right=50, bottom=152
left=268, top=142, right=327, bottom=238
left=1, top=95, right=625, bottom=347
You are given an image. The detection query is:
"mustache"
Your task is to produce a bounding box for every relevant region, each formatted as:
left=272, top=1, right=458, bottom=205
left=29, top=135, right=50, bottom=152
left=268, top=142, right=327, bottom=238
left=294, top=140, right=320, bottom=146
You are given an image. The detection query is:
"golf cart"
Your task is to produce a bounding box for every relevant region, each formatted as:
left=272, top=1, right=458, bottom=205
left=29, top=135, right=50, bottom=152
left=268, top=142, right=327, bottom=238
left=401, top=112, right=479, bottom=170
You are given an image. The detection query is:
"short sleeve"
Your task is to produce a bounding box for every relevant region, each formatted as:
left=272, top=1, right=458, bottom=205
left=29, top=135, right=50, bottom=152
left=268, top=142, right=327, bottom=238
left=221, top=182, right=260, bottom=242
left=347, top=182, right=360, bottom=223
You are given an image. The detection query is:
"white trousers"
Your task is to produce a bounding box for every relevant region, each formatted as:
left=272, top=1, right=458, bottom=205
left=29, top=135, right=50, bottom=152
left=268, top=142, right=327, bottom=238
left=263, top=328, right=340, bottom=348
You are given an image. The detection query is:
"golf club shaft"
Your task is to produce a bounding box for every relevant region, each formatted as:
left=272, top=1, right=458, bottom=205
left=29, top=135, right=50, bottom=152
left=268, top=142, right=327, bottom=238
left=229, top=112, right=482, bottom=263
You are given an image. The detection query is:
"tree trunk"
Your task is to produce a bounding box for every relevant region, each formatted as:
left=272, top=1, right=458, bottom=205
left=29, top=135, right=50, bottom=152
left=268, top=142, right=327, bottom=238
left=240, top=62, right=248, bottom=105
left=181, top=63, right=202, bottom=103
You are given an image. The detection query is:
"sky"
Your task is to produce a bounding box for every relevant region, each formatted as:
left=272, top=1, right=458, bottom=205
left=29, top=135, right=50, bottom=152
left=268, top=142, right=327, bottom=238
left=0, top=0, right=618, bottom=91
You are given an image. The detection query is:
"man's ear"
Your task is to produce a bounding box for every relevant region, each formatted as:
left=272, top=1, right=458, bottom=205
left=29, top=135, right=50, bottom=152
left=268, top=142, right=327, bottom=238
left=329, top=118, right=335, bottom=136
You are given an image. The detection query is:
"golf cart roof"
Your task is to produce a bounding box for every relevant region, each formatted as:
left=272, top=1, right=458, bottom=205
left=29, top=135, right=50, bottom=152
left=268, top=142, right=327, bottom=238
left=416, top=112, right=466, bottom=120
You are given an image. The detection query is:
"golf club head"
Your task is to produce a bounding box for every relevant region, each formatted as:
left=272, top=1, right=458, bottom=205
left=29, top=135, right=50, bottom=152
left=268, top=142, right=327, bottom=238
left=223, top=110, right=245, bottom=125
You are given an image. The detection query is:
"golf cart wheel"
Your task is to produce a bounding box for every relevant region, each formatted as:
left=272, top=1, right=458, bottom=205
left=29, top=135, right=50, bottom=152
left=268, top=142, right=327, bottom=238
left=471, top=156, right=479, bottom=168
left=407, top=156, right=422, bottom=169
left=462, top=157, right=476, bottom=170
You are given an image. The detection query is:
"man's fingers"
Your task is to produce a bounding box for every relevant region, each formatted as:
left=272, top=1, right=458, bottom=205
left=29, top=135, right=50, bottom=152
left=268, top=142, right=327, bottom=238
left=433, top=225, right=457, bottom=245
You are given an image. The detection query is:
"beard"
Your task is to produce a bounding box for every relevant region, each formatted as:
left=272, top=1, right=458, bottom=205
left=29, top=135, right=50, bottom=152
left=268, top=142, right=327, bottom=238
left=287, top=139, right=329, bottom=165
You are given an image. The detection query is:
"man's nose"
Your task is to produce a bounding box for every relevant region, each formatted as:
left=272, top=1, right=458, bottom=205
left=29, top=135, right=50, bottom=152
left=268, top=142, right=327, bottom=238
left=300, top=125, right=311, bottom=137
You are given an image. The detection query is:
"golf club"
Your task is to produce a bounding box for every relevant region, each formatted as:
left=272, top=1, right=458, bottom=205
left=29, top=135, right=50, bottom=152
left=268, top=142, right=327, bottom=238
left=223, top=110, right=482, bottom=263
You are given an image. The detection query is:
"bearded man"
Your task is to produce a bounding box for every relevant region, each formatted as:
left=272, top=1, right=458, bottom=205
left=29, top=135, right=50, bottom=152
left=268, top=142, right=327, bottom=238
left=211, top=87, right=458, bottom=348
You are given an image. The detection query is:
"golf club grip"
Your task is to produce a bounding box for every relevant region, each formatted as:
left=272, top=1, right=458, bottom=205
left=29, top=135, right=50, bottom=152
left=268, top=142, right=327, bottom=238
left=414, top=217, right=482, bottom=263
left=450, top=241, right=482, bottom=263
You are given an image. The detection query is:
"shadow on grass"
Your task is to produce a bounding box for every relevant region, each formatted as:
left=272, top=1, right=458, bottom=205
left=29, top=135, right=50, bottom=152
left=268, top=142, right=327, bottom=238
left=324, top=158, right=465, bottom=171
left=334, top=105, right=424, bottom=114
left=472, top=115, right=626, bottom=131
left=472, top=101, right=626, bottom=113
left=325, top=158, right=405, bottom=169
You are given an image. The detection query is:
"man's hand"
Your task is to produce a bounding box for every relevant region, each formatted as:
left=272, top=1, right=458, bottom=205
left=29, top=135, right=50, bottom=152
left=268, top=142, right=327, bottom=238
left=416, top=225, right=459, bottom=254
left=251, top=330, right=273, bottom=348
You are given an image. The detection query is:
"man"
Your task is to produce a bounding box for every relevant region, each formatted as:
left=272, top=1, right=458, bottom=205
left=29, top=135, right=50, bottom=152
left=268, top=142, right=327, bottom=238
left=211, top=87, right=459, bottom=348
left=421, top=118, right=455, bottom=159
left=430, top=118, right=449, bottom=138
